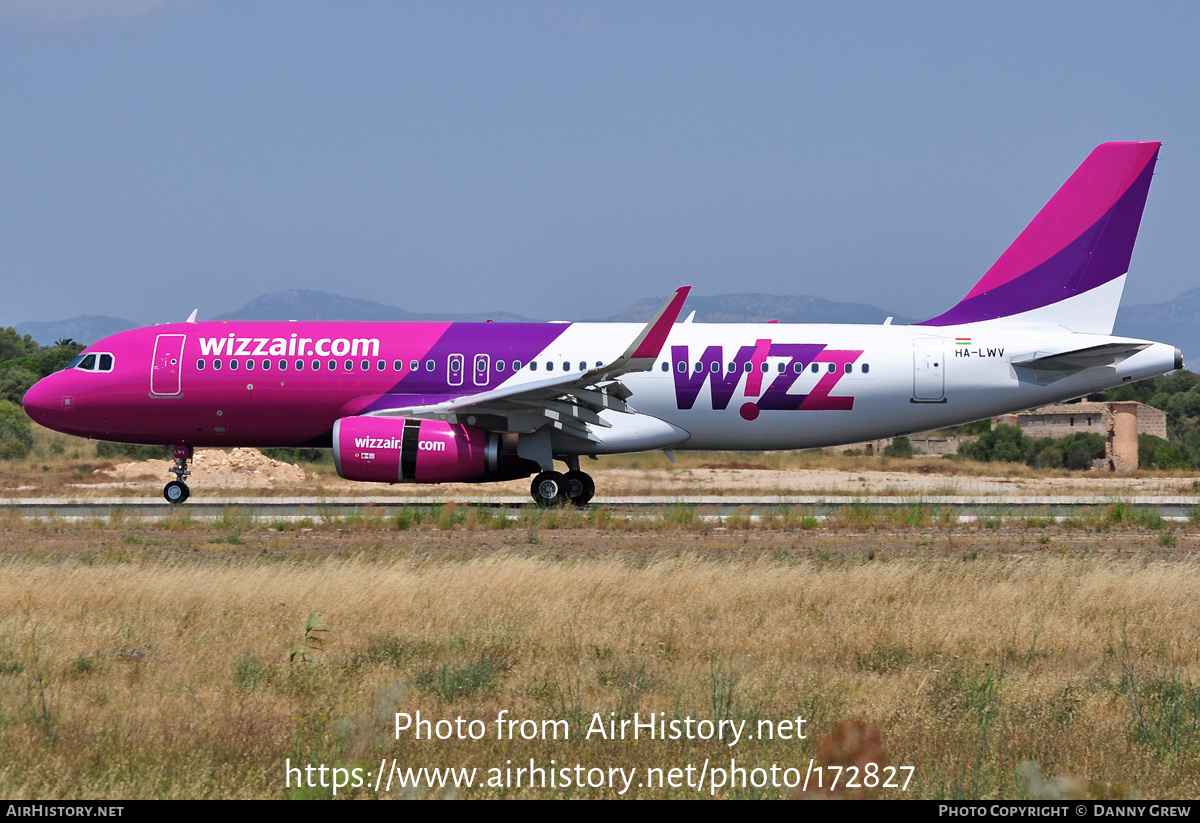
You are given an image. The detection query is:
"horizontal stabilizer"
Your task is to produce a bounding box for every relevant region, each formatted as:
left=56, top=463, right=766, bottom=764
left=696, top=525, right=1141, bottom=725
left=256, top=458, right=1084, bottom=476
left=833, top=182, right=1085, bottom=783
left=1011, top=342, right=1149, bottom=372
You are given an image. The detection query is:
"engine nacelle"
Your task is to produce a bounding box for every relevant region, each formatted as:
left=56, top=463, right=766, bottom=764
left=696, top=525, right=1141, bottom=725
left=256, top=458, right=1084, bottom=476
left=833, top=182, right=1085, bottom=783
left=332, top=417, right=536, bottom=484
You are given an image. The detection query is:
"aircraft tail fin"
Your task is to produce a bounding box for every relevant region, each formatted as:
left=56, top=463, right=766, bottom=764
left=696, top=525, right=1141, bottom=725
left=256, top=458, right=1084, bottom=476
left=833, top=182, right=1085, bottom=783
left=917, top=141, right=1160, bottom=333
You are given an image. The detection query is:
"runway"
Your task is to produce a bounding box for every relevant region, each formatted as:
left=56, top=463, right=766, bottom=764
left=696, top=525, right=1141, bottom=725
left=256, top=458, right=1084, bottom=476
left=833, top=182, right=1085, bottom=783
left=3, top=495, right=1198, bottom=521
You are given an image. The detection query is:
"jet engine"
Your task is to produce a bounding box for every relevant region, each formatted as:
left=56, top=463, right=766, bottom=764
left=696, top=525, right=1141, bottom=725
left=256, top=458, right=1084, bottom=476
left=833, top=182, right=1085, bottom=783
left=332, top=417, right=536, bottom=484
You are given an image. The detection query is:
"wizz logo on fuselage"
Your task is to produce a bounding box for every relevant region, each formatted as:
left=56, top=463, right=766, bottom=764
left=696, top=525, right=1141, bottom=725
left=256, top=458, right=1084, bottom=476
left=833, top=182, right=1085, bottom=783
left=671, top=341, right=863, bottom=420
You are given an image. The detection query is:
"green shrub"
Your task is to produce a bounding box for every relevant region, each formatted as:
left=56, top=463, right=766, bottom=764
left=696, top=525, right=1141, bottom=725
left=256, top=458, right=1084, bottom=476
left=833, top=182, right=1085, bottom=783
left=883, top=436, right=913, bottom=458
left=0, top=367, right=38, bottom=406
left=1139, top=434, right=1192, bottom=470
left=1033, top=445, right=1063, bottom=469
left=0, top=400, right=33, bottom=460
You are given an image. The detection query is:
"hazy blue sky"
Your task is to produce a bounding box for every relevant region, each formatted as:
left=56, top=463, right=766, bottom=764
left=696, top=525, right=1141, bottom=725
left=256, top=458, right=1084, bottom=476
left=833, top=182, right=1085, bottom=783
left=1, top=1, right=1197, bottom=326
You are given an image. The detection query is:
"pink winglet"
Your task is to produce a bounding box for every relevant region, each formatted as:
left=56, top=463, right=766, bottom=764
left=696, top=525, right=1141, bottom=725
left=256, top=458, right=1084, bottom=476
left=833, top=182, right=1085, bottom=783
left=631, top=286, right=691, bottom=360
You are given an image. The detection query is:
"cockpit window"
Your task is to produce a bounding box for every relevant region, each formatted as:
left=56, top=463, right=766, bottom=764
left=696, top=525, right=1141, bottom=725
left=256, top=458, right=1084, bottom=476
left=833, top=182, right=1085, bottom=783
left=71, top=352, right=115, bottom=373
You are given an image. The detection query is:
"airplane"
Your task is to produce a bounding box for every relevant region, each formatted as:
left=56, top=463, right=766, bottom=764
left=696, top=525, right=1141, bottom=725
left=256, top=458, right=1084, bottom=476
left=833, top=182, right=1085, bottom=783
left=22, top=141, right=1182, bottom=506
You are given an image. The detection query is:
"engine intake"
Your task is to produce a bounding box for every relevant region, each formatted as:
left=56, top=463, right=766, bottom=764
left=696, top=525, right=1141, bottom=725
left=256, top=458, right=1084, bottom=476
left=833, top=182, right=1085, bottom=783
left=332, top=417, right=535, bottom=484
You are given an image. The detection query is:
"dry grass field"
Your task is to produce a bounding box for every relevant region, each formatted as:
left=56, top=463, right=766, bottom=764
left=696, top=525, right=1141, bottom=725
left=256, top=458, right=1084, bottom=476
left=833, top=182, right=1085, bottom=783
left=1, top=505, right=1199, bottom=799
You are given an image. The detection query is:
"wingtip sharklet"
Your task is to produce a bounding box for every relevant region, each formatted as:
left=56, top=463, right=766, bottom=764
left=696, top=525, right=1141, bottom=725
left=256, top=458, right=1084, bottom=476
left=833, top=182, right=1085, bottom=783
left=628, top=285, right=691, bottom=361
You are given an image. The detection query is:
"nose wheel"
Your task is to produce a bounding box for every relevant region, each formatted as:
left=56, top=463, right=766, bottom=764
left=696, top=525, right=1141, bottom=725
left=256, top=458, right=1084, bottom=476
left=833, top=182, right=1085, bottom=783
left=164, top=480, right=190, bottom=504
left=165, top=445, right=193, bottom=504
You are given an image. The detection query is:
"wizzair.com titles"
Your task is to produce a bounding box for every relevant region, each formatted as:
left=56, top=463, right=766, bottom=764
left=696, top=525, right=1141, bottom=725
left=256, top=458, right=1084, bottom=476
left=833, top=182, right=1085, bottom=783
left=198, top=334, right=381, bottom=359
left=354, top=437, right=445, bottom=452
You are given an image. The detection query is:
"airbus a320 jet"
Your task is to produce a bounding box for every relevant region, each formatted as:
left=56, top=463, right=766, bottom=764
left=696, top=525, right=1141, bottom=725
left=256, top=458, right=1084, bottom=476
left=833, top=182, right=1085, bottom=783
left=23, top=142, right=1181, bottom=505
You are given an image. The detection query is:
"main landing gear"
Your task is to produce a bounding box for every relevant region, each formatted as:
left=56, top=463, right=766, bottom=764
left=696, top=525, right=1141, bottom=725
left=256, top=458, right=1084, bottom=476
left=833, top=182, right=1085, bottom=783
left=530, top=469, right=595, bottom=507
left=164, top=445, right=192, bottom=504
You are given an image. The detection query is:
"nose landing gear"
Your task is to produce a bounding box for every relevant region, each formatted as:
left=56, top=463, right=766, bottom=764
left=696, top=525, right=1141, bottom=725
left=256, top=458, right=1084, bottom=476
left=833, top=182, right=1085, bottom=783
left=164, top=445, right=192, bottom=504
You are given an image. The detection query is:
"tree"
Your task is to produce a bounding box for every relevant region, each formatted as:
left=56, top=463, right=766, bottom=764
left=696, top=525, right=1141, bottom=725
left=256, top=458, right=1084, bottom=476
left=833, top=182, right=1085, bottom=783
left=0, top=400, right=33, bottom=460
left=0, top=328, right=39, bottom=363
left=0, top=367, right=38, bottom=405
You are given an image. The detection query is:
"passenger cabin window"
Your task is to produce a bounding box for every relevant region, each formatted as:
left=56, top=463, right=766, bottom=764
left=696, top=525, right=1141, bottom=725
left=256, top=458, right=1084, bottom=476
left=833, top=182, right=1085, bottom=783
left=512, top=360, right=522, bottom=370
left=197, top=359, right=205, bottom=370
left=862, top=363, right=870, bottom=374
left=661, top=362, right=669, bottom=372
left=497, top=361, right=506, bottom=372
left=229, top=359, right=238, bottom=371
left=213, top=359, right=222, bottom=370
left=245, top=359, right=254, bottom=370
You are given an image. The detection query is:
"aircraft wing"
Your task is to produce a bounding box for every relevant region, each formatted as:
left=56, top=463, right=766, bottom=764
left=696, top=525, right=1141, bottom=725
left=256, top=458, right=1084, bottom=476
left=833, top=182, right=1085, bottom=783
left=364, top=286, right=691, bottom=443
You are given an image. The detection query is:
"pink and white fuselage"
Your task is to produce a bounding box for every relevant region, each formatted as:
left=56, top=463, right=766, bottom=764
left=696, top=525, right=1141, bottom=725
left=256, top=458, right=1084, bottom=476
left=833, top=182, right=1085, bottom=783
left=22, top=142, right=1183, bottom=504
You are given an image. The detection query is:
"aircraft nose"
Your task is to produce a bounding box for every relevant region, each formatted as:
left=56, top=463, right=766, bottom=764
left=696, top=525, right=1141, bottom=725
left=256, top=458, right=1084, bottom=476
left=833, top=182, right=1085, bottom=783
left=22, top=375, right=63, bottom=426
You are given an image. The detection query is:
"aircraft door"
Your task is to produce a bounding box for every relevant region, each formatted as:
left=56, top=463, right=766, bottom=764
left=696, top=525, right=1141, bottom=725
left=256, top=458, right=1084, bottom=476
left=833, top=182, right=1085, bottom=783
left=912, top=338, right=945, bottom=403
left=151, top=334, right=186, bottom=397
left=473, top=354, right=490, bottom=386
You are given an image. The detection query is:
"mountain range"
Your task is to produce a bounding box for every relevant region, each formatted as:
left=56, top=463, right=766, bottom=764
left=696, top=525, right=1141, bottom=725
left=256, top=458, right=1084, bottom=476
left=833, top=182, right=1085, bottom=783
left=13, top=288, right=1200, bottom=368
